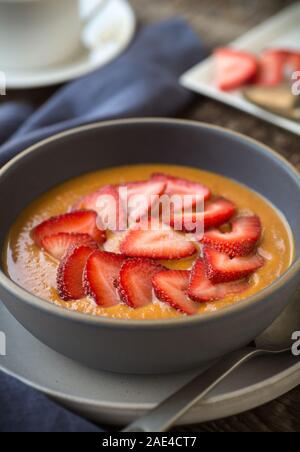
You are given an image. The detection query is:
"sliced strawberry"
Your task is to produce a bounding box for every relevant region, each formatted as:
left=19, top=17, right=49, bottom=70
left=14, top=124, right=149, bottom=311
left=73, top=189, right=104, bottom=211
left=84, top=250, right=125, bottom=307
left=203, top=247, right=264, bottom=283
left=202, top=216, right=262, bottom=257
left=214, top=48, right=258, bottom=91
left=152, top=270, right=198, bottom=315
left=256, top=50, right=286, bottom=86
left=118, top=258, right=164, bottom=308
left=188, top=259, right=249, bottom=302
left=41, top=233, right=98, bottom=260
left=120, top=226, right=196, bottom=260
left=169, top=198, right=236, bottom=232
left=120, top=179, right=166, bottom=223
left=256, top=49, right=300, bottom=82
left=32, top=210, right=106, bottom=246
left=152, top=173, right=211, bottom=202
left=286, top=51, right=300, bottom=73
left=74, top=185, right=126, bottom=231
left=57, top=245, right=96, bottom=301
left=96, top=185, right=127, bottom=231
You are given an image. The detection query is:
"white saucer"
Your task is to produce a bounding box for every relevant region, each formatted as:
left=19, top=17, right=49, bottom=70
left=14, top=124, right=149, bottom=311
left=0, top=302, right=299, bottom=427
left=4, top=0, right=136, bottom=90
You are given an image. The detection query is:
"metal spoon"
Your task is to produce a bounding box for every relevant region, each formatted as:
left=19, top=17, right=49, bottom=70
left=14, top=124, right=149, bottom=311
left=122, top=294, right=300, bottom=432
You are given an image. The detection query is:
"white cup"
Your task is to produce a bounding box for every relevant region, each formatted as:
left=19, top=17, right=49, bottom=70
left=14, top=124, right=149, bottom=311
left=0, top=0, right=108, bottom=70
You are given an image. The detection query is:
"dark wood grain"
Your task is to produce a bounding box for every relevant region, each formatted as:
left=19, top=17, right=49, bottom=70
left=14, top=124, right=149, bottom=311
left=1, top=0, right=299, bottom=433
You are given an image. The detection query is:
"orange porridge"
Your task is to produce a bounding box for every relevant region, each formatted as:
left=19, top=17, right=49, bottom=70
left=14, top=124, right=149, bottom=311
left=3, top=164, right=293, bottom=320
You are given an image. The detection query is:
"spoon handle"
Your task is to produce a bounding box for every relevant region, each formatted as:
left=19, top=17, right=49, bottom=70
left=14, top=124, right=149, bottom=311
left=122, top=347, right=265, bottom=433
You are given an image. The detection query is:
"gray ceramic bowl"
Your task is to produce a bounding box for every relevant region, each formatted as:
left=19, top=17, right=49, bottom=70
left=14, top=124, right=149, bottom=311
left=0, top=118, right=300, bottom=374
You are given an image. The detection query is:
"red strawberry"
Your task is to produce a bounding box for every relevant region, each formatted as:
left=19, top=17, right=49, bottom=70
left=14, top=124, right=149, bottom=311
left=256, top=50, right=286, bottom=86
left=120, top=179, right=166, bottom=223
left=32, top=210, right=106, bottom=246
left=120, top=226, right=196, bottom=260
left=169, top=198, right=236, bottom=232
left=73, top=189, right=104, bottom=211
left=202, top=216, right=262, bottom=257
left=188, top=259, right=249, bottom=302
left=214, top=48, right=258, bottom=91
left=84, top=250, right=125, bottom=307
left=74, top=185, right=126, bottom=231
left=118, top=258, right=164, bottom=308
left=57, top=245, right=96, bottom=301
left=152, top=270, right=198, bottom=315
left=151, top=173, right=211, bottom=204
left=41, top=233, right=98, bottom=260
left=203, top=247, right=264, bottom=283
left=96, top=185, right=127, bottom=231
left=286, top=51, right=300, bottom=73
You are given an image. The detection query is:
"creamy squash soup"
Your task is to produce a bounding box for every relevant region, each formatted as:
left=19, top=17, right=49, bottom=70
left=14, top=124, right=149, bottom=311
left=3, top=164, right=293, bottom=320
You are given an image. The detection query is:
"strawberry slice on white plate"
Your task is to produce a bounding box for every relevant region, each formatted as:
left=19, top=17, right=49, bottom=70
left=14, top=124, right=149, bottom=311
left=256, top=50, right=286, bottom=86
left=203, top=247, right=265, bottom=283
left=201, top=215, right=262, bottom=257
left=118, top=258, right=164, bottom=308
left=188, top=259, right=249, bottom=302
left=152, top=270, right=198, bottom=315
left=214, top=48, right=258, bottom=91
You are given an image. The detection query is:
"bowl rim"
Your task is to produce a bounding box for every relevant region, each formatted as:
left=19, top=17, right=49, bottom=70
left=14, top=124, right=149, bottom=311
left=1, top=117, right=300, bottom=330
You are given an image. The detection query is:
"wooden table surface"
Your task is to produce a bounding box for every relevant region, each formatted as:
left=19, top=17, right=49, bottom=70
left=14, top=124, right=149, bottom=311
left=2, top=0, right=300, bottom=433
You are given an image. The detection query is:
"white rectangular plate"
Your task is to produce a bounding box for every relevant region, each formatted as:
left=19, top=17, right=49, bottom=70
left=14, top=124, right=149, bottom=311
left=180, top=2, right=300, bottom=136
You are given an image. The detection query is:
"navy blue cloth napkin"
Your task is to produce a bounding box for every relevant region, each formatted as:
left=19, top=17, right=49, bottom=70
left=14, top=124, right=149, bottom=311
left=0, top=372, right=99, bottom=433
left=0, top=18, right=206, bottom=432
